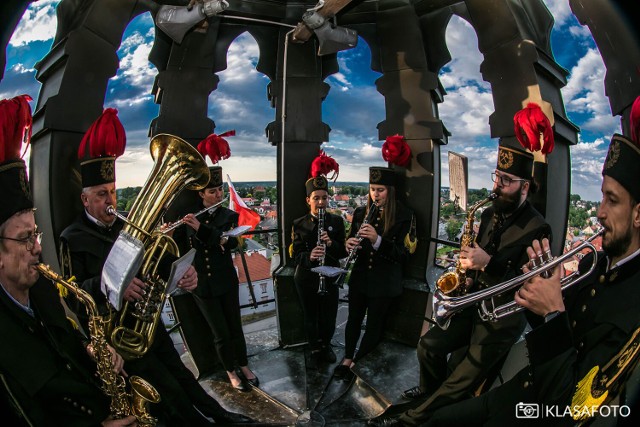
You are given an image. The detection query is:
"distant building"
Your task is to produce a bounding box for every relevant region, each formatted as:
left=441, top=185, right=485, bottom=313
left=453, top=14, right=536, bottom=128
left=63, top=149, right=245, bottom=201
left=232, top=250, right=275, bottom=316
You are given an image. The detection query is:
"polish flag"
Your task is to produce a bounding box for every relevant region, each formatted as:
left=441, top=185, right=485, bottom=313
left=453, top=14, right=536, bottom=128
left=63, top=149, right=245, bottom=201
left=227, top=175, right=261, bottom=233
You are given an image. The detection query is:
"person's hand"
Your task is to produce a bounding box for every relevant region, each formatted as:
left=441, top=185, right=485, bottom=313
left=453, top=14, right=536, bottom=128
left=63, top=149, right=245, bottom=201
left=459, top=245, right=491, bottom=271
left=320, top=230, right=332, bottom=247
left=357, top=223, right=378, bottom=245
left=310, top=245, right=326, bottom=262
left=101, top=415, right=137, bottom=426
left=123, top=277, right=147, bottom=302
left=346, top=237, right=360, bottom=252
left=178, top=265, right=198, bottom=292
left=182, top=213, right=200, bottom=232
left=514, top=238, right=565, bottom=317
left=107, top=344, right=126, bottom=376
left=159, top=222, right=174, bottom=237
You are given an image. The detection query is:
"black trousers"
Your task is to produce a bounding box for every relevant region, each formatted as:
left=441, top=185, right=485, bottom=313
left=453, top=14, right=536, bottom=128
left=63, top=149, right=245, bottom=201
left=126, top=325, right=225, bottom=426
left=344, top=288, right=396, bottom=362
left=295, top=276, right=339, bottom=350
left=399, top=307, right=526, bottom=425
left=193, top=287, right=249, bottom=372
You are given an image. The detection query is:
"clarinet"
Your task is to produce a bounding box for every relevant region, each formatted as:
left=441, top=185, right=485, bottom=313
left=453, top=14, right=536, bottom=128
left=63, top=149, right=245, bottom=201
left=334, top=201, right=379, bottom=287
left=316, top=207, right=327, bottom=295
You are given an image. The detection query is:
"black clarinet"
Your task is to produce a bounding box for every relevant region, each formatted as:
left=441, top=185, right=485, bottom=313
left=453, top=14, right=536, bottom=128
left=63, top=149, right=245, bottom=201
left=334, top=201, right=379, bottom=288
left=316, top=207, right=327, bottom=295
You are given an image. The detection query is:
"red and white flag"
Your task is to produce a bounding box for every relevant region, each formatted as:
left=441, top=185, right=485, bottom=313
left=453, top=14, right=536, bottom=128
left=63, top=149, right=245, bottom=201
left=227, top=174, right=261, bottom=232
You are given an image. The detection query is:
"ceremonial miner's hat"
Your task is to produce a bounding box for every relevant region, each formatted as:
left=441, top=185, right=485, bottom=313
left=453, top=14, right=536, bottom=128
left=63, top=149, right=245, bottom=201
left=306, top=149, right=338, bottom=196
left=602, top=95, right=640, bottom=202
left=196, top=130, right=235, bottom=188
left=78, top=108, right=126, bottom=187
left=495, top=146, right=534, bottom=180
left=0, top=94, right=34, bottom=225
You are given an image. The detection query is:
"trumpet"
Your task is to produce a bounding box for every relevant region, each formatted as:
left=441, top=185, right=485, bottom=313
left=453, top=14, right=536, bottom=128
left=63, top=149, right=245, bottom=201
left=159, top=196, right=228, bottom=234
left=432, top=229, right=603, bottom=330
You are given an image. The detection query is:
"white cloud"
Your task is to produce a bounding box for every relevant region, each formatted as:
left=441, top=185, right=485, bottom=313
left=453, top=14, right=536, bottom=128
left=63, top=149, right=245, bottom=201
left=9, top=0, right=59, bottom=47
left=542, top=0, right=574, bottom=27
left=115, top=33, right=156, bottom=88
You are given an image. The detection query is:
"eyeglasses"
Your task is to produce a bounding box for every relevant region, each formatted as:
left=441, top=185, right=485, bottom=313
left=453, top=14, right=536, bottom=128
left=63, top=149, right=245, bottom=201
left=0, top=231, right=43, bottom=251
left=491, top=172, right=527, bottom=187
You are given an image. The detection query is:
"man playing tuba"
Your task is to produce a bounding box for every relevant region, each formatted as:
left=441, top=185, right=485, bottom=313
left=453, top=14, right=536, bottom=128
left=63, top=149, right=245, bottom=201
left=59, top=109, right=252, bottom=426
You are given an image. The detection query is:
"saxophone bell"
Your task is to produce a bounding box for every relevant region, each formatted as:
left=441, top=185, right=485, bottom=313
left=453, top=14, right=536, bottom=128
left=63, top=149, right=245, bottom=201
left=435, top=193, right=497, bottom=297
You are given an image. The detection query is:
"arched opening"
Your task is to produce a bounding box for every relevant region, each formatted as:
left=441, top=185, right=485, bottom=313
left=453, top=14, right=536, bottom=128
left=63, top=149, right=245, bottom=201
left=434, top=15, right=495, bottom=269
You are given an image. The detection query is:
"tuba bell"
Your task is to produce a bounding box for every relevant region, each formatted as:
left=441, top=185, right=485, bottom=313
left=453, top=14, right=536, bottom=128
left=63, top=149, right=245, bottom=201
left=106, top=134, right=209, bottom=359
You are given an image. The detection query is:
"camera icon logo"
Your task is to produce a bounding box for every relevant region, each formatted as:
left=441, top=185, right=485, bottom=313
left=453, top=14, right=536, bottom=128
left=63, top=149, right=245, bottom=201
left=516, top=402, right=540, bottom=419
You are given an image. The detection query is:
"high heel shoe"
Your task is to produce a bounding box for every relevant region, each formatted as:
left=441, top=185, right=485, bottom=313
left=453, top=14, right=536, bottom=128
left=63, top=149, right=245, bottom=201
left=237, top=368, right=260, bottom=387
left=230, top=378, right=251, bottom=392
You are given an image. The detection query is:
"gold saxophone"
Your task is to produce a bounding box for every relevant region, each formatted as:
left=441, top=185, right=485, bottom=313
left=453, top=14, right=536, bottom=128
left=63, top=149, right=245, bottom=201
left=436, top=193, right=497, bottom=296
left=36, top=264, right=160, bottom=426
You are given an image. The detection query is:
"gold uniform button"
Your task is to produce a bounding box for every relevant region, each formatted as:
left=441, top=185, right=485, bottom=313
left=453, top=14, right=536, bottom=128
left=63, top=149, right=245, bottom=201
left=205, top=258, right=209, bottom=262
left=368, top=266, right=372, bottom=270
left=581, top=305, right=587, bottom=312
left=87, top=409, right=93, bottom=415
left=66, top=363, right=72, bottom=371
left=81, top=406, right=86, bottom=412
left=572, top=320, right=577, bottom=328
left=207, top=273, right=212, bottom=277
left=590, top=289, right=596, bottom=297
left=579, top=342, right=584, bottom=349
left=599, top=275, right=605, bottom=284
left=523, top=381, right=529, bottom=388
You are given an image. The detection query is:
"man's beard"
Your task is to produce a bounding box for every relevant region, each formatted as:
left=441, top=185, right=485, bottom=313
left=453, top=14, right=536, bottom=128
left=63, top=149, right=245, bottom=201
left=603, top=224, right=632, bottom=259
left=493, top=187, right=521, bottom=214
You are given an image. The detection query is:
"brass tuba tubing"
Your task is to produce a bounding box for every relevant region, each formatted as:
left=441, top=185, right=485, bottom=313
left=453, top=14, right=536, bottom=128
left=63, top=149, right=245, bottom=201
left=432, top=229, right=603, bottom=330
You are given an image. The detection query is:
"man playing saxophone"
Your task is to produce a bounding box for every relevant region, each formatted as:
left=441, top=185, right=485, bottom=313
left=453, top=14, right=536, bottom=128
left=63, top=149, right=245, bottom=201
left=371, top=145, right=551, bottom=426
left=0, top=95, right=135, bottom=427
left=397, top=97, right=640, bottom=426
left=59, top=110, right=251, bottom=425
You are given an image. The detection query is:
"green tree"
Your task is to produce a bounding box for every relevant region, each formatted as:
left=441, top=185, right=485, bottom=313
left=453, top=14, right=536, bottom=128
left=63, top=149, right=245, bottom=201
left=445, top=219, right=463, bottom=241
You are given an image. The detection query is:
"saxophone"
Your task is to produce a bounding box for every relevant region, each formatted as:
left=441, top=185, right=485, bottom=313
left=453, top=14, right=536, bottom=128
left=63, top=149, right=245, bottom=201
left=436, top=193, right=497, bottom=296
left=316, top=207, right=327, bottom=295
left=36, top=264, right=160, bottom=426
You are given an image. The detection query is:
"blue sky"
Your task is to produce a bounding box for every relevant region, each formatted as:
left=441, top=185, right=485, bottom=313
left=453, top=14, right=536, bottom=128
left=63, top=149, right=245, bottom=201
left=1, top=0, right=620, bottom=201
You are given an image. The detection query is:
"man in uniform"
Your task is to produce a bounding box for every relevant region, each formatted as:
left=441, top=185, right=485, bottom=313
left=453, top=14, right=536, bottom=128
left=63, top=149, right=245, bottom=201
left=381, top=123, right=640, bottom=426
left=0, top=95, right=135, bottom=427
left=60, top=109, right=252, bottom=425
left=371, top=146, right=552, bottom=426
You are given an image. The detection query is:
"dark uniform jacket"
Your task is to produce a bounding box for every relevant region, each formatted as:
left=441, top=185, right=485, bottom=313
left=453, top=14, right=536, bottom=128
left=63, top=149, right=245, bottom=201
left=347, top=202, right=413, bottom=298
left=291, top=211, right=347, bottom=287
left=476, top=251, right=640, bottom=426
left=59, top=213, right=123, bottom=323
left=174, top=205, right=240, bottom=298
left=0, top=277, right=109, bottom=426
left=473, top=201, right=551, bottom=302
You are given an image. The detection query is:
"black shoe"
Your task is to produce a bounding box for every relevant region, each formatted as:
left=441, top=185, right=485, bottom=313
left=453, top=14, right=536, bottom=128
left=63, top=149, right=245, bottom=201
left=333, top=363, right=352, bottom=379
left=401, top=385, right=427, bottom=400
left=320, top=346, right=337, bottom=363
left=214, top=411, right=254, bottom=424
left=368, top=415, right=405, bottom=426
left=231, top=380, right=251, bottom=392
left=236, top=369, right=260, bottom=387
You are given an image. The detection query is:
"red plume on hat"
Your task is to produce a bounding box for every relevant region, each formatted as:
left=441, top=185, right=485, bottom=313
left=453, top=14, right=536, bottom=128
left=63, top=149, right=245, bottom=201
left=513, top=103, right=554, bottom=154
left=77, top=108, right=126, bottom=159
left=630, top=95, right=640, bottom=144
left=382, top=134, right=411, bottom=167
left=197, top=130, right=235, bottom=164
left=0, top=94, right=33, bottom=162
left=310, top=149, right=339, bottom=180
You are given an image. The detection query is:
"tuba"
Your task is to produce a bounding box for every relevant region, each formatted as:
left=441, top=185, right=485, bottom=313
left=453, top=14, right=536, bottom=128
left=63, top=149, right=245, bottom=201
left=107, top=134, right=209, bottom=359
left=436, top=193, right=497, bottom=296
left=36, top=264, right=160, bottom=426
